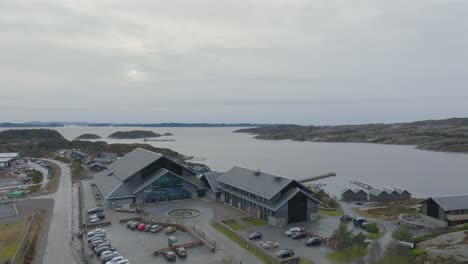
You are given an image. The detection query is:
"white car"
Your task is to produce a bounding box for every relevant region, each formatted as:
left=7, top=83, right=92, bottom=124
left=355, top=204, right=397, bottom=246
left=87, top=228, right=105, bottom=237
left=260, top=241, right=279, bottom=249
left=285, top=227, right=304, bottom=237
left=100, top=250, right=118, bottom=260
left=106, top=256, right=125, bottom=264
left=89, top=216, right=100, bottom=223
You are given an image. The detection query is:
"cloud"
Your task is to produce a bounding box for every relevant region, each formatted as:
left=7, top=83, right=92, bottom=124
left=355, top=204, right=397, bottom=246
left=0, top=0, right=467, bottom=123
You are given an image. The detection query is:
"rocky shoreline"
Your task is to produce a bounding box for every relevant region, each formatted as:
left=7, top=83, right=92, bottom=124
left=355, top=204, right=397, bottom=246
left=235, top=118, right=468, bottom=154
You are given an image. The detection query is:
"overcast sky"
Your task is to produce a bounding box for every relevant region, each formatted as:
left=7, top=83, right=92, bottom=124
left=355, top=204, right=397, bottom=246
left=1, top=0, right=468, bottom=125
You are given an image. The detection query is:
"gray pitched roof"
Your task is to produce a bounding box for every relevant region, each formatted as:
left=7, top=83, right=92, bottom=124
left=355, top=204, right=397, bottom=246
left=93, top=169, right=123, bottom=199
left=431, top=195, right=468, bottom=211
left=202, top=172, right=223, bottom=192
left=368, top=187, right=384, bottom=196
left=217, top=166, right=293, bottom=199
left=393, top=187, right=408, bottom=195
left=107, top=148, right=162, bottom=181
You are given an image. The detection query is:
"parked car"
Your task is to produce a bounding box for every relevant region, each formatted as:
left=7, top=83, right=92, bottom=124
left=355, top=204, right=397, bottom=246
left=137, top=223, right=146, bottom=231
left=101, top=251, right=119, bottom=264
left=87, top=229, right=105, bottom=237
left=105, top=256, right=125, bottom=264
left=96, top=246, right=116, bottom=257
left=150, top=225, right=162, bottom=233
left=129, top=222, right=140, bottom=229
left=285, top=227, right=304, bottom=237
left=291, top=231, right=307, bottom=240
left=90, top=240, right=109, bottom=248
left=260, top=241, right=279, bottom=249
left=89, top=234, right=106, bottom=242
left=100, top=250, right=118, bottom=261
left=88, top=207, right=103, bottom=214
left=163, top=251, right=176, bottom=262
left=126, top=221, right=136, bottom=228
left=90, top=216, right=100, bottom=223
left=114, top=260, right=129, bottom=264
left=340, top=215, right=353, bottom=222
left=248, top=232, right=263, bottom=240
left=144, top=224, right=152, bottom=232
left=164, top=226, right=177, bottom=234
left=274, top=249, right=294, bottom=259
left=93, top=242, right=111, bottom=250
left=360, top=222, right=369, bottom=229
left=93, top=212, right=106, bottom=220
left=305, top=237, right=321, bottom=246
left=175, top=247, right=187, bottom=258
left=353, top=218, right=367, bottom=227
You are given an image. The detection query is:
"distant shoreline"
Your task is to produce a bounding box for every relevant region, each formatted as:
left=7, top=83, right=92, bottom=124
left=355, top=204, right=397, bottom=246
left=0, top=122, right=269, bottom=128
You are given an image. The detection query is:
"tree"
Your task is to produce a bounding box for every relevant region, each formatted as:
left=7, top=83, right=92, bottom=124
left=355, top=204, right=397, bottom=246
left=333, top=222, right=353, bottom=250
left=391, top=227, right=413, bottom=242
left=352, top=232, right=368, bottom=248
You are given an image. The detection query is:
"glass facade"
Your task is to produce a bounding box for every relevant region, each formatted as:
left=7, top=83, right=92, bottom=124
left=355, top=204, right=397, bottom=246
left=144, top=174, right=190, bottom=203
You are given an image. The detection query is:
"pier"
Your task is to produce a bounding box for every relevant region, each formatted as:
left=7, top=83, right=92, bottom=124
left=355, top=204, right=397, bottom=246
left=298, top=172, right=336, bottom=183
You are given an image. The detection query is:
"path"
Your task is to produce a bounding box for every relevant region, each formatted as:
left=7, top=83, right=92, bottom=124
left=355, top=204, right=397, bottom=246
left=40, top=159, right=74, bottom=264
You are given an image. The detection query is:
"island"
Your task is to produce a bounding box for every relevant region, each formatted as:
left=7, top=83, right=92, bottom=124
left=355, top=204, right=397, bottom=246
left=108, top=130, right=160, bottom=139
left=163, top=133, right=173, bottom=136
left=235, top=118, right=468, bottom=154
left=75, top=134, right=102, bottom=140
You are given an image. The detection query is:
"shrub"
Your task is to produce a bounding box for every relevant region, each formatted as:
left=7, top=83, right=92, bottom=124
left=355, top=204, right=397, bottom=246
left=366, top=222, right=380, bottom=234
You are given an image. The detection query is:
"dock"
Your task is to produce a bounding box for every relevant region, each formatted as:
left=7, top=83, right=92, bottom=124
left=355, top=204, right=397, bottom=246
left=298, top=172, right=336, bottom=184
left=144, top=139, right=176, bottom=142
left=349, top=180, right=373, bottom=190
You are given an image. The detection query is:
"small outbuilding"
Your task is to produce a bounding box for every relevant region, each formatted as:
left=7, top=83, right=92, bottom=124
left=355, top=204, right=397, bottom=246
left=341, top=188, right=368, bottom=202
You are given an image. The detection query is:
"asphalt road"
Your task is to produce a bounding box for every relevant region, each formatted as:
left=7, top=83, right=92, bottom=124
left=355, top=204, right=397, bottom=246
left=40, top=159, right=74, bottom=264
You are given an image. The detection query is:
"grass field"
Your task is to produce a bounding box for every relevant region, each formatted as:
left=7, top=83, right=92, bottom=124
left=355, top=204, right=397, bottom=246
left=242, top=217, right=269, bottom=227
left=212, top=223, right=270, bottom=263
left=0, top=221, right=27, bottom=262
left=225, top=221, right=244, bottom=231
left=46, top=162, right=61, bottom=192
left=326, top=246, right=368, bottom=263
left=13, top=209, right=46, bottom=264
left=299, top=258, right=316, bottom=264
left=319, top=208, right=342, bottom=217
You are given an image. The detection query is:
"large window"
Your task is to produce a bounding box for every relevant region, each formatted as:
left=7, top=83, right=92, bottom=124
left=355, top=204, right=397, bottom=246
left=144, top=174, right=190, bottom=203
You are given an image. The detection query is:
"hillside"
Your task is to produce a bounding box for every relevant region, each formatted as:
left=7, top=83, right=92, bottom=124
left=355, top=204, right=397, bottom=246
left=75, top=134, right=102, bottom=140
left=0, top=129, right=65, bottom=143
left=108, top=130, right=160, bottom=139
left=235, top=118, right=468, bottom=153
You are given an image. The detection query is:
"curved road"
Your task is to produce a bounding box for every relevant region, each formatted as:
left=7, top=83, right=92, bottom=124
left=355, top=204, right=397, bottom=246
left=40, top=159, right=73, bottom=264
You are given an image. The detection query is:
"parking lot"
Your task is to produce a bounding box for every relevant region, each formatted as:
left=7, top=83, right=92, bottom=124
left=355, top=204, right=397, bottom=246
left=103, top=222, right=225, bottom=263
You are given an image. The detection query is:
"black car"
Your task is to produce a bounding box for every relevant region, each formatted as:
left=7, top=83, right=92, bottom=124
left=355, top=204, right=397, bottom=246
left=340, top=215, right=353, bottom=222
left=88, top=207, right=103, bottom=214
left=175, top=247, right=187, bottom=258
left=305, top=237, right=321, bottom=246
left=248, top=232, right=263, bottom=240
left=274, top=249, right=294, bottom=259
left=291, top=231, right=307, bottom=240
left=353, top=218, right=367, bottom=227
left=163, top=251, right=176, bottom=262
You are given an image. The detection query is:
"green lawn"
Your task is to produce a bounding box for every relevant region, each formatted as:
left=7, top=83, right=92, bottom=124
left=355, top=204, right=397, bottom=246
left=378, top=255, right=409, bottom=264
left=319, top=208, right=342, bottom=217
left=300, top=258, right=316, bottom=264
left=0, top=221, right=27, bottom=262
left=326, top=247, right=368, bottom=263
left=242, top=217, right=269, bottom=227
left=226, top=221, right=244, bottom=231
left=212, top=223, right=270, bottom=263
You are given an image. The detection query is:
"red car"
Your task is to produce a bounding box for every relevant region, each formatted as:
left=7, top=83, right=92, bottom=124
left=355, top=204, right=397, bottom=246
left=137, top=223, right=146, bottom=231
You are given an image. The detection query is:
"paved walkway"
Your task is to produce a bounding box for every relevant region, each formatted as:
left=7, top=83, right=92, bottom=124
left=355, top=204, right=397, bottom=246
left=41, top=159, right=74, bottom=264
